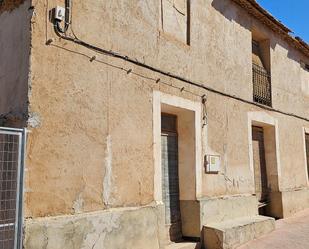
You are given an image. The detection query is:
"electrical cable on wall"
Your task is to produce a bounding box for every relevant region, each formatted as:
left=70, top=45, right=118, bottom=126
left=54, top=0, right=71, bottom=34
left=202, top=95, right=208, bottom=128
left=51, top=0, right=309, bottom=123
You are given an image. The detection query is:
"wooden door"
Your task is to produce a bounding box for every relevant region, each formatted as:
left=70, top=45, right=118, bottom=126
left=252, top=126, right=268, bottom=204
left=161, top=114, right=182, bottom=241
left=305, top=133, right=309, bottom=178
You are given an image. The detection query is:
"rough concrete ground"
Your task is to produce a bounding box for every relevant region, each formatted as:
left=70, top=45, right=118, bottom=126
left=238, top=209, right=309, bottom=249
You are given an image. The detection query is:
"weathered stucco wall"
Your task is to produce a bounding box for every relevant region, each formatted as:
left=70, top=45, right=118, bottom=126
left=24, top=0, right=309, bottom=247
left=27, top=0, right=309, bottom=217
left=0, top=0, right=31, bottom=126
left=24, top=205, right=163, bottom=249
left=27, top=0, right=157, bottom=218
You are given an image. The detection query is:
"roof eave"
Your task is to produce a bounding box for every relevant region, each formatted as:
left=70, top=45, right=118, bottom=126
left=231, top=0, right=309, bottom=59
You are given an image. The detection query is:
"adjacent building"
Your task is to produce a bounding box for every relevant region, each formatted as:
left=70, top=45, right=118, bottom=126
left=0, top=0, right=309, bottom=248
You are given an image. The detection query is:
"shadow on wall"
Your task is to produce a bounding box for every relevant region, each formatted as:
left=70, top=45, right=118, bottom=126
left=0, top=0, right=26, bottom=14
left=211, top=0, right=251, bottom=31
left=0, top=0, right=31, bottom=128
left=211, top=0, right=303, bottom=65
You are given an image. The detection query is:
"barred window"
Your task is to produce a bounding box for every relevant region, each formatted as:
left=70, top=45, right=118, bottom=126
left=252, top=40, right=272, bottom=107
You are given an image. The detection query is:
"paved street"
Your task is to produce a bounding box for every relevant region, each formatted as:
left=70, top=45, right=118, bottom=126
left=238, top=209, right=309, bottom=249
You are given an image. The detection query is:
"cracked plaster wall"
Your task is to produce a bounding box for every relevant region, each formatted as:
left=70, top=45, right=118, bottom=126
left=22, top=0, right=309, bottom=247
left=24, top=206, right=162, bottom=249
left=26, top=0, right=309, bottom=216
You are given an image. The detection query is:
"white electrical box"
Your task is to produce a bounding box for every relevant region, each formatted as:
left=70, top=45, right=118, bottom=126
left=205, top=155, right=221, bottom=173
left=54, top=6, right=65, bottom=21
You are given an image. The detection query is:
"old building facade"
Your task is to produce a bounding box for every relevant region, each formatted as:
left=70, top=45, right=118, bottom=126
left=0, top=0, right=309, bottom=248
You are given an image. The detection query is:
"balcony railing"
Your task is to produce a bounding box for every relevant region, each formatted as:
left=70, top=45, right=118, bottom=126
left=252, top=63, right=272, bottom=107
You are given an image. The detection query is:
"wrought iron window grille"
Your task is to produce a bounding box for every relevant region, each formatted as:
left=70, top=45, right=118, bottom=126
left=252, top=63, right=272, bottom=107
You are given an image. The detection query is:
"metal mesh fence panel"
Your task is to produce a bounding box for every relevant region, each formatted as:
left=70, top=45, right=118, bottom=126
left=0, top=131, right=22, bottom=249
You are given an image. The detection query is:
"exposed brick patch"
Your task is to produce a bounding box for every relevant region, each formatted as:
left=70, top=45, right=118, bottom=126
left=0, top=0, right=26, bottom=14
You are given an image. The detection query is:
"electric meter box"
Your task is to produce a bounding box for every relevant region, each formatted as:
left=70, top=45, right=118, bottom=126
left=54, top=6, right=65, bottom=21
left=205, top=155, right=221, bottom=173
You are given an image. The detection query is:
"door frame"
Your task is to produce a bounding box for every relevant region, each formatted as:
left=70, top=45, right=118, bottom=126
left=153, top=91, right=202, bottom=203
left=248, top=112, right=281, bottom=191
left=248, top=112, right=284, bottom=218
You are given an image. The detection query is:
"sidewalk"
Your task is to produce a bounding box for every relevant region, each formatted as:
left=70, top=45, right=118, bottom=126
left=238, top=209, right=309, bottom=249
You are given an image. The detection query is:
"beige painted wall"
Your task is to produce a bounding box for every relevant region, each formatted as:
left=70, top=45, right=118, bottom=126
left=25, top=0, right=309, bottom=221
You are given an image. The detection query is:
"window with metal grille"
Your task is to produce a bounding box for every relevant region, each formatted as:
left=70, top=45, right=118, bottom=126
left=252, top=40, right=272, bottom=107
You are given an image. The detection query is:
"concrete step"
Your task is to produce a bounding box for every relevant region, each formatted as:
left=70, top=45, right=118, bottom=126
left=165, top=241, right=201, bottom=249
left=203, top=215, right=275, bottom=249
